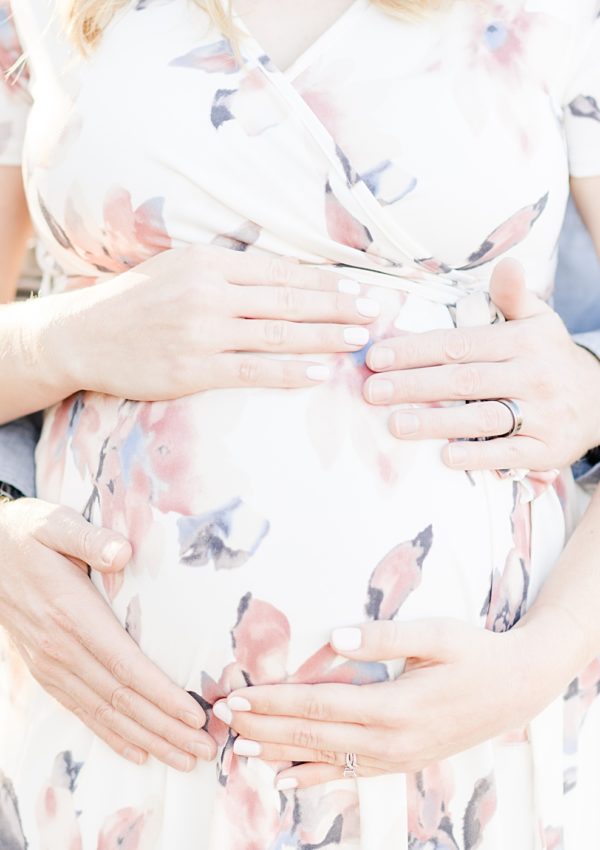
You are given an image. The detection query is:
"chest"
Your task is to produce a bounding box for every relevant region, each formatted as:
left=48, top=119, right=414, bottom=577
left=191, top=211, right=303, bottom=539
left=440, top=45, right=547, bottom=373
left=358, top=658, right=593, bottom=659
left=232, top=0, right=355, bottom=73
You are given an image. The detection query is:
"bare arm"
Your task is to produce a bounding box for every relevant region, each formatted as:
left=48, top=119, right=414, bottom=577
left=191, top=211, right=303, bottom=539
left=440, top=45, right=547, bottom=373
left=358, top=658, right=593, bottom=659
left=0, top=166, right=31, bottom=301
left=571, top=175, right=600, bottom=261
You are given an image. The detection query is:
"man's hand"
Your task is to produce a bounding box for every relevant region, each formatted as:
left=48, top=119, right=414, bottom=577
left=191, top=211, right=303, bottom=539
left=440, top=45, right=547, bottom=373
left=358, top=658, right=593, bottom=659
left=0, top=499, right=216, bottom=770
left=362, top=259, right=600, bottom=471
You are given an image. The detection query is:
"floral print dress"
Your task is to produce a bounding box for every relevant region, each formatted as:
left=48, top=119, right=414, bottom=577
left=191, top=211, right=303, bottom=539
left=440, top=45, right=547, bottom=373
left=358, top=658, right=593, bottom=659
left=1, top=1, right=600, bottom=848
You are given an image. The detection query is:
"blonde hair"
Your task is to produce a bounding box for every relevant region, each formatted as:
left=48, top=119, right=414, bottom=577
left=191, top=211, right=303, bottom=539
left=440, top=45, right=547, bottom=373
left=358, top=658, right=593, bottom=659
left=66, top=0, right=429, bottom=52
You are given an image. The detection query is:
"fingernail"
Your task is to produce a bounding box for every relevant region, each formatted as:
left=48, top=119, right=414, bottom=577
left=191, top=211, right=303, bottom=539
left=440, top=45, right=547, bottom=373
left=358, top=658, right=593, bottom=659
left=234, top=738, right=262, bottom=757
left=181, top=710, right=204, bottom=730
left=356, top=297, right=380, bottom=318
left=369, top=347, right=394, bottom=370
left=276, top=777, right=299, bottom=791
left=167, top=751, right=195, bottom=771
left=124, top=747, right=146, bottom=765
left=212, top=701, right=233, bottom=725
left=368, top=379, right=393, bottom=403
left=392, top=413, right=419, bottom=436
left=188, top=741, right=212, bottom=760
left=447, top=443, right=467, bottom=465
left=338, top=278, right=360, bottom=294
left=344, top=327, right=370, bottom=347
left=306, top=365, right=331, bottom=382
left=102, top=539, right=128, bottom=567
left=227, top=696, right=252, bottom=712
left=331, top=627, right=362, bottom=652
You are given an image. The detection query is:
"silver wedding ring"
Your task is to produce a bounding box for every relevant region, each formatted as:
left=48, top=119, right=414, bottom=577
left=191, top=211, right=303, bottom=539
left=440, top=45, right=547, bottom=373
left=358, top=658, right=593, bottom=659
left=495, top=398, right=524, bottom=439
left=343, top=752, right=358, bottom=779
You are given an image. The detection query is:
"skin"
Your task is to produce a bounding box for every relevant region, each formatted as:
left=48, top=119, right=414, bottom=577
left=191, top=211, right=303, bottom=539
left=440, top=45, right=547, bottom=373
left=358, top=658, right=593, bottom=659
left=217, top=485, right=600, bottom=787
left=2, top=3, right=600, bottom=776
left=0, top=167, right=31, bottom=301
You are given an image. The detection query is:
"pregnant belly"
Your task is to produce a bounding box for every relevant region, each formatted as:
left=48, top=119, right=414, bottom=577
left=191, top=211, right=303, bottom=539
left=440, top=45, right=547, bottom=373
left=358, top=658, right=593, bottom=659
left=34, top=290, right=548, bottom=701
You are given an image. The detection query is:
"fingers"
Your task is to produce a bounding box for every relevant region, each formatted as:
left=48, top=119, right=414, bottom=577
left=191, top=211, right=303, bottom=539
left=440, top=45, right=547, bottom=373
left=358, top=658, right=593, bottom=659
left=48, top=582, right=207, bottom=732
left=230, top=284, right=380, bottom=325
left=387, top=401, right=517, bottom=441
left=275, top=762, right=385, bottom=791
left=363, top=363, right=521, bottom=405
left=33, top=505, right=132, bottom=573
left=489, top=258, right=550, bottom=321
left=214, top=682, right=401, bottom=726
left=215, top=249, right=347, bottom=292
left=367, top=325, right=517, bottom=372
left=442, top=435, right=547, bottom=471
left=48, top=674, right=200, bottom=771
left=229, top=317, right=371, bottom=355
left=199, top=354, right=335, bottom=390
left=329, top=619, right=466, bottom=663
left=45, top=683, right=148, bottom=766
left=54, top=637, right=214, bottom=761
left=213, top=709, right=389, bottom=763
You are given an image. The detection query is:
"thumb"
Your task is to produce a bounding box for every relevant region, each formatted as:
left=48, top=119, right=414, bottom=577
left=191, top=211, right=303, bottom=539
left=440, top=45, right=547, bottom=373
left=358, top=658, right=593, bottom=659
left=35, top=506, right=132, bottom=573
left=489, top=258, right=549, bottom=321
left=330, top=619, right=463, bottom=663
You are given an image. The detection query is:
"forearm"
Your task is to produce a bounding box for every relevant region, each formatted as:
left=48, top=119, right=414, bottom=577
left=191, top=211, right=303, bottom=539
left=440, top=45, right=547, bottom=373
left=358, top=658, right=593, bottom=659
left=0, top=293, right=82, bottom=423
left=517, top=489, right=600, bottom=675
left=0, top=167, right=31, bottom=302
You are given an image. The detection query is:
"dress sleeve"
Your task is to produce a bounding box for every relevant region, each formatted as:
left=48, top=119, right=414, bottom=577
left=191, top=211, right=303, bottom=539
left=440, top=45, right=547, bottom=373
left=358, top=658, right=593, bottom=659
left=0, top=0, right=30, bottom=166
left=562, top=5, right=600, bottom=178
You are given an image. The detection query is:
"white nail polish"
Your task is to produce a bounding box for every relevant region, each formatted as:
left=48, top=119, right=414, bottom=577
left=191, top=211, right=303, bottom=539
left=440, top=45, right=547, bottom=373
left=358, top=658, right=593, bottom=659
left=331, top=627, right=362, bottom=652
left=234, top=738, right=262, bottom=757
left=344, top=327, right=370, bottom=347
left=227, top=696, right=252, bottom=711
left=338, top=278, right=360, bottom=295
left=212, top=701, right=233, bottom=725
left=276, top=777, right=299, bottom=791
left=306, top=365, right=331, bottom=382
left=356, top=298, right=380, bottom=318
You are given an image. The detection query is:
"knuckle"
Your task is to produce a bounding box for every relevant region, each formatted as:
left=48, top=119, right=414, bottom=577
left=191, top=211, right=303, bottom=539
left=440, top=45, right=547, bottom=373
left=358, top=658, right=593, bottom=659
left=94, top=701, right=115, bottom=726
left=453, top=365, right=480, bottom=397
left=292, top=725, right=321, bottom=751
left=37, top=634, right=64, bottom=663
left=302, top=698, right=329, bottom=722
left=318, top=749, right=339, bottom=765
left=77, top=524, right=97, bottom=563
left=275, top=284, right=299, bottom=317
left=397, top=372, right=418, bottom=401
left=263, top=320, right=288, bottom=347
left=111, top=685, right=135, bottom=716
left=443, top=330, right=471, bottom=362
left=237, top=358, right=263, bottom=385
left=265, top=257, right=292, bottom=284
left=107, top=655, right=133, bottom=687
left=46, top=605, right=76, bottom=636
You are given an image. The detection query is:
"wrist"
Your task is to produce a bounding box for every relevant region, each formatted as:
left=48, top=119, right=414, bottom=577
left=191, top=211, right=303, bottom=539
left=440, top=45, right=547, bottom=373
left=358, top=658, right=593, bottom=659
left=513, top=602, right=591, bottom=692
left=28, top=289, right=92, bottom=398
left=573, top=342, right=600, bottom=451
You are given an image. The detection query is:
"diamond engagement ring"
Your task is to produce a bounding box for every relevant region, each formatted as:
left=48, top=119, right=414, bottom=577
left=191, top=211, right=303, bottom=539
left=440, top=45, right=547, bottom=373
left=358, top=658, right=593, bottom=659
left=343, top=752, right=358, bottom=779
left=494, top=398, right=523, bottom=439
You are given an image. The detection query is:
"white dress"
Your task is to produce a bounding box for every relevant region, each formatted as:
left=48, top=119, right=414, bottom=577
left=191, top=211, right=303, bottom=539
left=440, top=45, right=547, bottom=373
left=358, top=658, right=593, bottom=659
left=1, top=1, right=600, bottom=848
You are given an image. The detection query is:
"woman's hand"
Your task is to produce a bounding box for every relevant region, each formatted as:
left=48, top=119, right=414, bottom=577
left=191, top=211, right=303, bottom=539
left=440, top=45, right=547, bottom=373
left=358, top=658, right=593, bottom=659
left=29, top=245, right=378, bottom=409
left=213, top=612, right=585, bottom=789
left=362, top=258, right=600, bottom=471
left=0, top=498, right=216, bottom=770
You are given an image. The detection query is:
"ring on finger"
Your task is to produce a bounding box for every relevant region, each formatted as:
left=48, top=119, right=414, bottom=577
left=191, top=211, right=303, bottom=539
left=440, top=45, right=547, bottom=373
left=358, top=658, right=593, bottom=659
left=494, top=398, right=523, bottom=438
left=343, top=752, right=358, bottom=779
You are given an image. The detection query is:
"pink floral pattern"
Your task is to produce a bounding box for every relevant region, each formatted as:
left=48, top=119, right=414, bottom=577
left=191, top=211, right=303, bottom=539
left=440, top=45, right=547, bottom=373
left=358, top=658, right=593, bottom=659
left=2, top=0, right=600, bottom=848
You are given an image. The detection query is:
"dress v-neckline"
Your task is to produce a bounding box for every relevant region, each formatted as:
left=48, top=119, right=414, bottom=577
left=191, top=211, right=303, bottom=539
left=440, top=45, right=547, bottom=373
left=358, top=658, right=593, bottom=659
left=233, top=0, right=370, bottom=80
